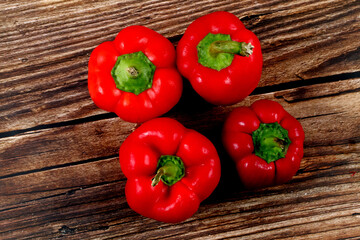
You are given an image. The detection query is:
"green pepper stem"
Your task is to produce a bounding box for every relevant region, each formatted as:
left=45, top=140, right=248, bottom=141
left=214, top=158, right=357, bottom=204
left=210, top=41, right=254, bottom=57
left=274, top=138, right=287, bottom=149
left=111, top=51, right=155, bottom=95
left=252, top=122, right=291, bottom=163
left=151, top=165, right=176, bottom=187
left=197, top=33, right=254, bottom=71
left=127, top=66, right=139, bottom=78
left=151, top=155, right=185, bottom=187
left=151, top=167, right=164, bottom=187
left=262, top=137, right=285, bottom=150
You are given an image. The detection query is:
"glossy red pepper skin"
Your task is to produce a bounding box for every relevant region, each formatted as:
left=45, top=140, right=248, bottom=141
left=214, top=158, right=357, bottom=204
left=176, top=11, right=262, bottom=105
left=88, top=25, right=183, bottom=123
left=222, top=100, right=305, bottom=189
left=119, top=118, right=221, bottom=223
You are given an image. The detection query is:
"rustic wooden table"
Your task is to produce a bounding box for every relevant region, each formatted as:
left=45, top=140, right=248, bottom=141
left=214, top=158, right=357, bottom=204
left=1, top=0, right=360, bottom=239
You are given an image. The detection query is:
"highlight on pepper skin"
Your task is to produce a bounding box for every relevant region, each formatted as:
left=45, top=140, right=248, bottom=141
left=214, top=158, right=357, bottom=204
left=119, top=117, right=221, bottom=223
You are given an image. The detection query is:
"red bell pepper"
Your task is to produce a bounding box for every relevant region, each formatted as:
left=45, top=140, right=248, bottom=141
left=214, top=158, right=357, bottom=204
left=88, top=25, right=183, bottom=123
left=222, top=100, right=304, bottom=189
left=177, top=11, right=262, bottom=105
left=119, top=118, right=221, bottom=223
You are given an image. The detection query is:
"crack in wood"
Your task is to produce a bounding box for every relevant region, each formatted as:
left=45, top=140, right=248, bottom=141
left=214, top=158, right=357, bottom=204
left=59, top=225, right=76, bottom=235
left=0, top=180, right=124, bottom=216
left=254, top=72, right=360, bottom=96
left=0, top=112, right=116, bottom=138
left=59, top=224, right=111, bottom=236
left=0, top=154, right=119, bottom=180
left=296, top=112, right=341, bottom=120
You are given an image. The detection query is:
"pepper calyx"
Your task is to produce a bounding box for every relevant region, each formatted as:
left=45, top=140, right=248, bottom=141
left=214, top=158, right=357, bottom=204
left=151, top=155, right=185, bottom=187
left=252, top=122, right=291, bottom=163
left=111, top=51, right=155, bottom=95
left=197, top=33, right=254, bottom=71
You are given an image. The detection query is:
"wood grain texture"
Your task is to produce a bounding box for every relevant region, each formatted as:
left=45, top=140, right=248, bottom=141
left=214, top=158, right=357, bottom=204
left=1, top=79, right=359, bottom=239
left=0, top=0, right=359, bottom=239
left=0, top=0, right=359, bottom=133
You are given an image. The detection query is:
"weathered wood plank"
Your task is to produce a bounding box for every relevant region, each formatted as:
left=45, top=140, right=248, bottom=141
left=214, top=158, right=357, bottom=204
left=0, top=0, right=359, bottom=133
left=1, top=79, right=359, bottom=178
left=0, top=79, right=359, bottom=239
left=0, top=152, right=358, bottom=239
left=1, top=1, right=359, bottom=239
left=0, top=117, right=134, bottom=179
left=0, top=157, right=123, bottom=208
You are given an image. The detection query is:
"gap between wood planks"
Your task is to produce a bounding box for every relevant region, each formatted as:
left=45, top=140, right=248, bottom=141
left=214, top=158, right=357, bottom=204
left=0, top=154, right=119, bottom=180
left=0, top=71, right=358, bottom=139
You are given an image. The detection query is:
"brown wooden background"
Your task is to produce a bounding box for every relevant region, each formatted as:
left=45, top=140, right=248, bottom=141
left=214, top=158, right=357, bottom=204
left=1, top=0, right=359, bottom=239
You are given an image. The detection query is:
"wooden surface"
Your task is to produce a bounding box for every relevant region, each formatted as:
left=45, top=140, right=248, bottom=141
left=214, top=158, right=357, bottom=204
left=1, top=0, right=359, bottom=239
